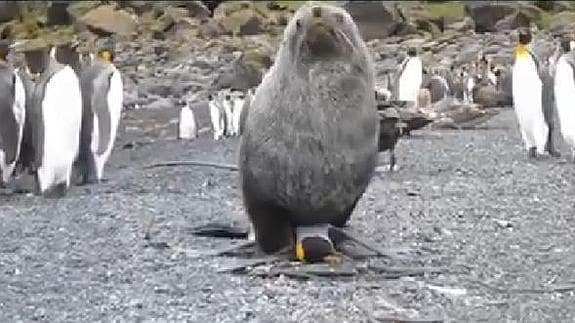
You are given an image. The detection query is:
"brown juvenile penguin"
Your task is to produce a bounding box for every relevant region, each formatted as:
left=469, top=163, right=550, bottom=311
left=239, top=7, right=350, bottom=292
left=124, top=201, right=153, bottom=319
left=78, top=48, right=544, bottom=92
left=239, top=2, right=379, bottom=263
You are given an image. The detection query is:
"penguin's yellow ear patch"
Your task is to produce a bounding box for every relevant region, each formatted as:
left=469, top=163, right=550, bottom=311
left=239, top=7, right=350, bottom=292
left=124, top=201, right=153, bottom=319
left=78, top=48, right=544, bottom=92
left=295, top=243, right=305, bottom=262
left=98, top=50, right=113, bottom=63
left=514, top=45, right=529, bottom=59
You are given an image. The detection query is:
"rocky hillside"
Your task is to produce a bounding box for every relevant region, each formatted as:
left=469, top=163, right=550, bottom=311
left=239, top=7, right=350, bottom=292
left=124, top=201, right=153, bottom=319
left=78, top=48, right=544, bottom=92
left=1, top=1, right=575, bottom=111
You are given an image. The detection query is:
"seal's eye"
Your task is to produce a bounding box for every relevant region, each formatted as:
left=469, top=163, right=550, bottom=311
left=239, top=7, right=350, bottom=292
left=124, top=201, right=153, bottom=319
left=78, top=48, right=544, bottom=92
left=334, top=13, right=344, bottom=24
left=296, top=19, right=302, bottom=30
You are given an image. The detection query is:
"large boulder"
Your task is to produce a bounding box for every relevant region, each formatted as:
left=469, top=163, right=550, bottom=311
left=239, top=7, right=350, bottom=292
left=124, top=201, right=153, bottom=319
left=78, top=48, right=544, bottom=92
left=47, top=2, right=72, bottom=26
left=78, top=4, right=138, bottom=36
left=465, top=2, right=516, bottom=32
left=0, top=2, right=19, bottom=23
left=342, top=1, right=404, bottom=40
left=212, top=49, right=273, bottom=90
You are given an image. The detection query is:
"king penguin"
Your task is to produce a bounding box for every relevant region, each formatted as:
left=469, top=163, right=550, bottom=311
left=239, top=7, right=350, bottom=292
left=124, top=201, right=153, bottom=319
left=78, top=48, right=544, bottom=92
left=553, top=35, right=575, bottom=161
left=512, top=28, right=549, bottom=158
left=77, top=39, right=124, bottom=184
left=0, top=39, right=26, bottom=185
left=396, top=47, right=423, bottom=106
left=18, top=44, right=83, bottom=196
left=177, top=100, right=198, bottom=140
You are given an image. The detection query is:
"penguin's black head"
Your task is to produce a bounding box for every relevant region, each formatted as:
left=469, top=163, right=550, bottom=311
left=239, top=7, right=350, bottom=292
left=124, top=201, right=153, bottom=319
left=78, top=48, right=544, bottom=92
left=225, top=94, right=231, bottom=101
left=407, top=47, right=417, bottom=57
left=296, top=236, right=335, bottom=263
left=208, top=94, right=213, bottom=101
left=518, top=28, right=532, bottom=45
left=0, top=40, right=9, bottom=61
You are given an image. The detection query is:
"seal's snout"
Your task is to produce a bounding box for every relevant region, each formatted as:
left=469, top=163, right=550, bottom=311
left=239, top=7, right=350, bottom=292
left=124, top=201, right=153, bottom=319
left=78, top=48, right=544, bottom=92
left=312, top=6, right=321, bottom=18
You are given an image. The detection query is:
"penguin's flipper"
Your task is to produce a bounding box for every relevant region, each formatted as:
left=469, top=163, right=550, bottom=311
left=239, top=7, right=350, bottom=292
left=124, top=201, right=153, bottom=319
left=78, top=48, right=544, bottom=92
left=0, top=71, right=18, bottom=164
left=92, top=68, right=114, bottom=155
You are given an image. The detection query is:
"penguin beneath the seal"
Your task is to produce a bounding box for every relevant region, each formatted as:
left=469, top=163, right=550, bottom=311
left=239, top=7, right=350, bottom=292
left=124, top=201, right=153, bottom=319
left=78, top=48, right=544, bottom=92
left=554, top=36, right=575, bottom=161
left=239, top=3, right=379, bottom=263
left=17, top=45, right=82, bottom=196
left=396, top=47, right=423, bottom=106
left=0, top=39, right=26, bottom=186
left=512, top=28, right=549, bottom=158
left=77, top=39, right=124, bottom=184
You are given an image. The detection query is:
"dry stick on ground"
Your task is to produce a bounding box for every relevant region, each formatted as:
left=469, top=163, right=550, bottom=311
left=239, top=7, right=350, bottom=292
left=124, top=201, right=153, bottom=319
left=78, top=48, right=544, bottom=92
left=471, top=280, right=575, bottom=295
left=144, top=160, right=239, bottom=171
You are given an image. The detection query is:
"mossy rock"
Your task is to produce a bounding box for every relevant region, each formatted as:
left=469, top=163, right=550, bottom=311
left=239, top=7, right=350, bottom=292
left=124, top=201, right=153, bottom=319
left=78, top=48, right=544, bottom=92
left=67, top=1, right=102, bottom=19
left=546, top=11, right=575, bottom=31
left=13, top=26, right=77, bottom=52
left=242, top=48, right=273, bottom=72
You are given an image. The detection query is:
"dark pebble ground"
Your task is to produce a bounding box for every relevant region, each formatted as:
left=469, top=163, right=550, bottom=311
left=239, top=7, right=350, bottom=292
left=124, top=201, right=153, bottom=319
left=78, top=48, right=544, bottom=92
left=1, top=108, right=575, bottom=322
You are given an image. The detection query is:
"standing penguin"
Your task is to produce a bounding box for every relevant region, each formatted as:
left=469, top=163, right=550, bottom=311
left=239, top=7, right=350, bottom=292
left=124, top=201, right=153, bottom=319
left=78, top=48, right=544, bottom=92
left=240, top=3, right=379, bottom=262
left=0, top=39, right=26, bottom=185
left=230, top=90, right=245, bottom=137
left=512, top=28, right=549, bottom=158
left=18, top=44, right=83, bottom=196
left=208, top=92, right=227, bottom=140
left=396, top=47, right=423, bottom=106
left=177, top=101, right=198, bottom=140
left=553, top=36, right=575, bottom=161
left=77, top=39, right=124, bottom=184
left=238, top=88, right=254, bottom=136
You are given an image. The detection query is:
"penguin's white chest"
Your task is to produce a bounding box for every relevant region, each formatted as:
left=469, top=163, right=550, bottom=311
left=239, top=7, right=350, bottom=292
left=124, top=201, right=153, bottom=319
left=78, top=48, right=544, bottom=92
left=554, top=57, right=575, bottom=148
left=178, top=106, right=197, bottom=140
left=398, top=58, right=422, bottom=102
left=512, top=56, right=548, bottom=153
left=38, top=66, right=82, bottom=192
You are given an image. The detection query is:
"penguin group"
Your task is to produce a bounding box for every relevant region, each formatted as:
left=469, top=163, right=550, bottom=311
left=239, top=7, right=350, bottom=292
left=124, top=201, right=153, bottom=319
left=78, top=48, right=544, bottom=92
left=0, top=34, right=124, bottom=197
left=511, top=28, right=575, bottom=160
left=208, top=87, right=253, bottom=140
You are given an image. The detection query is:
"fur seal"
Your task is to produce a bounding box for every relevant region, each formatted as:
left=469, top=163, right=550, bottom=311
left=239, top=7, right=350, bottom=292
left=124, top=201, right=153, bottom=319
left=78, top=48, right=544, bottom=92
left=239, top=2, right=378, bottom=262
left=0, top=40, right=26, bottom=185
left=512, top=28, right=549, bottom=158
left=77, top=39, right=124, bottom=184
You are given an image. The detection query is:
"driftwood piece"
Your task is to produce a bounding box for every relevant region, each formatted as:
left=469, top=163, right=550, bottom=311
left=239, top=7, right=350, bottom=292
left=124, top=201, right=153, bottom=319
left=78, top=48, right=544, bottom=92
left=144, top=160, right=239, bottom=171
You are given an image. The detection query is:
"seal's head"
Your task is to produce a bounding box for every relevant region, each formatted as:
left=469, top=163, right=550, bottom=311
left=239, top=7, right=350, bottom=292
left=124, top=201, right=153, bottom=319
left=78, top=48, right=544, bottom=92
left=282, top=2, right=364, bottom=64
